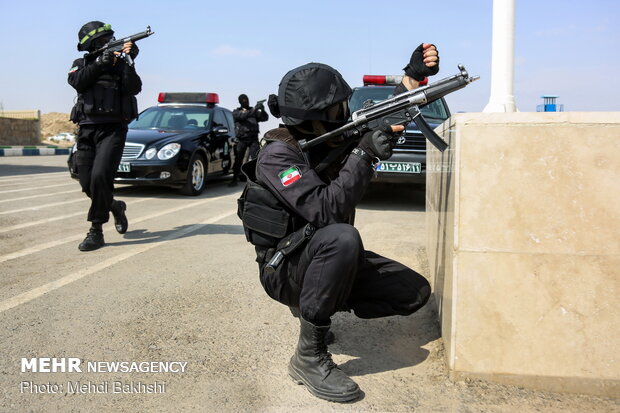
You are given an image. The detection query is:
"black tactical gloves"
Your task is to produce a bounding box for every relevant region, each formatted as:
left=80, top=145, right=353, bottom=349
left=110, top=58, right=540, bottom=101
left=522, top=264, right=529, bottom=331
left=357, top=127, right=399, bottom=161
left=404, top=43, right=440, bottom=81
left=127, top=43, right=139, bottom=60
left=95, top=50, right=115, bottom=67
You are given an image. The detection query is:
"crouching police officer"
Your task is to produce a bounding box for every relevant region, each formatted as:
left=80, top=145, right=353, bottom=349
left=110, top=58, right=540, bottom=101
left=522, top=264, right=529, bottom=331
left=68, top=21, right=142, bottom=251
left=238, top=44, right=439, bottom=402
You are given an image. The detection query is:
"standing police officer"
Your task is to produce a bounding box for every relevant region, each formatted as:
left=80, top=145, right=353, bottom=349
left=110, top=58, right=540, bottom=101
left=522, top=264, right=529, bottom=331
left=238, top=44, right=439, bottom=402
left=68, top=21, right=142, bottom=251
left=229, top=94, right=269, bottom=186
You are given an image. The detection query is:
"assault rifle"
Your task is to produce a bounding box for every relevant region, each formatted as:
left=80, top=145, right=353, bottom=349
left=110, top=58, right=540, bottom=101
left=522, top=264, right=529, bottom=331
left=299, top=64, right=479, bottom=153
left=86, top=26, right=154, bottom=67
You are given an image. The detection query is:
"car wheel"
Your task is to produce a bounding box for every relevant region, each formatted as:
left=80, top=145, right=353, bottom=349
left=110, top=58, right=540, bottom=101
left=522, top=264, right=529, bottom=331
left=180, top=153, right=206, bottom=196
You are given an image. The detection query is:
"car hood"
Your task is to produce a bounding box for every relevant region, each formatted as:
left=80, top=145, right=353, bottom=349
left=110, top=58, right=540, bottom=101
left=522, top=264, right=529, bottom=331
left=126, top=129, right=200, bottom=146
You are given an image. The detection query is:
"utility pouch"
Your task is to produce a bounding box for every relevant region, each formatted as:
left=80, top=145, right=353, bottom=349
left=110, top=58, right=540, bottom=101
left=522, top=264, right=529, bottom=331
left=237, top=159, right=291, bottom=248
left=83, top=76, right=121, bottom=116
left=70, top=101, right=84, bottom=123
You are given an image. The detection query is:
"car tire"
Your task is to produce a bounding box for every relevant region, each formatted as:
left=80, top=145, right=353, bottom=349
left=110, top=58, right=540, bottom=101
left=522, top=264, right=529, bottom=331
left=180, top=153, right=206, bottom=196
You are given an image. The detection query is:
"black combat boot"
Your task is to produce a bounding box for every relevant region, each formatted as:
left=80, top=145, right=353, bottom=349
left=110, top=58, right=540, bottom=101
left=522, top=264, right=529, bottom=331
left=78, top=226, right=105, bottom=251
left=228, top=176, right=238, bottom=187
left=288, top=318, right=361, bottom=402
left=289, top=306, right=335, bottom=344
left=111, top=200, right=128, bottom=234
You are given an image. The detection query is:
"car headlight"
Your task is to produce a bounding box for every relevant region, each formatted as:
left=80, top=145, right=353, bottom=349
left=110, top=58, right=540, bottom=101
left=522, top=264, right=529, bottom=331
left=145, top=148, right=157, bottom=159
left=157, top=143, right=181, bottom=160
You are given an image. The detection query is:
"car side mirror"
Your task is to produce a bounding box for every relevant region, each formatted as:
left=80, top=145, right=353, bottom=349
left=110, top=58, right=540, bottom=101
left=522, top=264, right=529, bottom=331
left=213, top=126, right=228, bottom=136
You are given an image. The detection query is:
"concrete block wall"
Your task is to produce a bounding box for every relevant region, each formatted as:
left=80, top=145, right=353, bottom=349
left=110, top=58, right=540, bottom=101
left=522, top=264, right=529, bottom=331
left=426, top=112, right=620, bottom=397
left=0, top=117, right=41, bottom=146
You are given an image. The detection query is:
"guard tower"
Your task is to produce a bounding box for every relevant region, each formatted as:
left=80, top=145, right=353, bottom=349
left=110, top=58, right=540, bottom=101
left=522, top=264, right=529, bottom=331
left=537, top=95, right=564, bottom=112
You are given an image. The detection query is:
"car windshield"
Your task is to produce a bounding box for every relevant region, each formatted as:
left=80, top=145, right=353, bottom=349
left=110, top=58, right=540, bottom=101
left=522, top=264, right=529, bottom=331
left=349, top=86, right=449, bottom=121
left=129, top=106, right=212, bottom=130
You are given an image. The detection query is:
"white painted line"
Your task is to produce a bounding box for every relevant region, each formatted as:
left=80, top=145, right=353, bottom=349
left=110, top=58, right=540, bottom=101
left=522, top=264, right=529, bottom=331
left=0, top=198, right=85, bottom=215
left=0, top=171, right=66, bottom=182
left=0, top=189, right=78, bottom=204
left=0, top=209, right=237, bottom=313
left=0, top=198, right=151, bottom=234
left=0, top=193, right=237, bottom=264
left=0, top=182, right=74, bottom=194
left=0, top=175, right=67, bottom=187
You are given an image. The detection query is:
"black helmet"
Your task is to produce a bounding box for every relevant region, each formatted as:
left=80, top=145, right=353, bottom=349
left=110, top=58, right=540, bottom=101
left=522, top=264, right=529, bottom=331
left=270, top=63, right=352, bottom=126
left=77, top=21, right=114, bottom=52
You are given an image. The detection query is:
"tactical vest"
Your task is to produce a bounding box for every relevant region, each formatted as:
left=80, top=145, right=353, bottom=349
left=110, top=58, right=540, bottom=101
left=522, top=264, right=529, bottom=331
left=70, top=58, right=138, bottom=124
left=237, top=130, right=313, bottom=270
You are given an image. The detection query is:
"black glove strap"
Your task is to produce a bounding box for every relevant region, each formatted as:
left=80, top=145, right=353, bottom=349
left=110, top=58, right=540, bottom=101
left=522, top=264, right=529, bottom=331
left=351, top=147, right=380, bottom=168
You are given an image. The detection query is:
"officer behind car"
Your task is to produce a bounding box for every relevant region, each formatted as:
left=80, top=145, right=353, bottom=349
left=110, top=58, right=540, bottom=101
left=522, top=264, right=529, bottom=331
left=238, top=44, right=439, bottom=402
left=229, top=94, right=269, bottom=186
left=68, top=21, right=142, bottom=251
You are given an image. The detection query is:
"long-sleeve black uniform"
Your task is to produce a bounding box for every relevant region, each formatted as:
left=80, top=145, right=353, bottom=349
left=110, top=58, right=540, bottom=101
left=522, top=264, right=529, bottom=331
left=253, top=128, right=430, bottom=324
left=68, top=55, right=141, bottom=223
left=231, top=106, right=269, bottom=180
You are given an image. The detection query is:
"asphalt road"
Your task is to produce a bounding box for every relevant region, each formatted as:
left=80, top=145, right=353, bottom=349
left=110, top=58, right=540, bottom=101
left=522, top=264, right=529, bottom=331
left=0, top=156, right=615, bottom=413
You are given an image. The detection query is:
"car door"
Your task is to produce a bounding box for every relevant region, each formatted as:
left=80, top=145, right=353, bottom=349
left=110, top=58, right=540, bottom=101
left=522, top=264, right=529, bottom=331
left=208, top=109, right=232, bottom=173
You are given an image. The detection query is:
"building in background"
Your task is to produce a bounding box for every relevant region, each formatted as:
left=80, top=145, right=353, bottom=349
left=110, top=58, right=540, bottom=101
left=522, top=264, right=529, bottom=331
left=537, top=95, right=564, bottom=112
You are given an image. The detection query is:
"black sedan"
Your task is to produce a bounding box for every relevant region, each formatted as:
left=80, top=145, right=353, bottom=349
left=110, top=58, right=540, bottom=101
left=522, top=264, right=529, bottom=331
left=68, top=93, right=235, bottom=196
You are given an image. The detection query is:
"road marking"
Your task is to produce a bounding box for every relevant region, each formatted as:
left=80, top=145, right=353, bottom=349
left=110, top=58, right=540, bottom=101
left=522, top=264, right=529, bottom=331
left=0, top=189, right=78, bottom=204
left=0, top=209, right=237, bottom=313
left=0, top=193, right=238, bottom=264
left=0, top=174, right=68, bottom=187
left=0, top=171, right=67, bottom=182
left=0, top=198, right=151, bottom=234
left=0, top=198, right=85, bottom=215
left=0, top=182, right=74, bottom=194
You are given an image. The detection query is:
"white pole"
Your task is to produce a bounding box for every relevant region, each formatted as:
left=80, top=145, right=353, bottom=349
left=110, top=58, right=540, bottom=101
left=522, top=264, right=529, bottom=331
left=483, top=0, right=518, bottom=112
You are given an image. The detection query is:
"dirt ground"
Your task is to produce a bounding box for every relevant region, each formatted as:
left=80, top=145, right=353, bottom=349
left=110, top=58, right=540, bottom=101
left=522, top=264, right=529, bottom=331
left=0, top=156, right=618, bottom=412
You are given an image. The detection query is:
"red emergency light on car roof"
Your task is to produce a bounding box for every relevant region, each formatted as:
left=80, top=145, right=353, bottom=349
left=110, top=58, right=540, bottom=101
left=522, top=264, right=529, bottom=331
left=157, top=92, right=220, bottom=104
left=362, top=75, right=428, bottom=87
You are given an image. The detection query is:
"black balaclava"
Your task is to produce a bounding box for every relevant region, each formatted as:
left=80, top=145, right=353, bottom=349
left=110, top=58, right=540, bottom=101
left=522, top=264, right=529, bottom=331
left=238, top=94, right=250, bottom=109
left=77, top=21, right=114, bottom=52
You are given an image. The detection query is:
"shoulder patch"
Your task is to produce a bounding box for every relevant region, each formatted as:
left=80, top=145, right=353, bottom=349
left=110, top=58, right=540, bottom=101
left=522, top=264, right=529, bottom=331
left=279, top=166, right=302, bottom=187
left=68, top=66, right=78, bottom=73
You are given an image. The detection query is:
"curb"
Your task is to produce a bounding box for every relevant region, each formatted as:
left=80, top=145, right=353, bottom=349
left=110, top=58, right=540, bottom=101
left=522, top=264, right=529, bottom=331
left=0, top=146, right=71, bottom=156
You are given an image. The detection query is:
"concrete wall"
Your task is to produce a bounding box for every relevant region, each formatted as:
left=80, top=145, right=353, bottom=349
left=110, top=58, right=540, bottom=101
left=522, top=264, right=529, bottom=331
left=0, top=117, right=41, bottom=145
left=426, top=112, right=620, bottom=397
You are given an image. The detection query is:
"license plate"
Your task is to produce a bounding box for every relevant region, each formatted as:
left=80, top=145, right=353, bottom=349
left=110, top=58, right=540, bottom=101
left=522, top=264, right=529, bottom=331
left=117, top=162, right=131, bottom=173
left=377, top=161, right=421, bottom=173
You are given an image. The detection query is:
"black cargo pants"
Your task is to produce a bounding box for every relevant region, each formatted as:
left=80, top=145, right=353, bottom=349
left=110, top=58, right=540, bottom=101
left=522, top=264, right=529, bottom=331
left=75, top=123, right=127, bottom=224
left=232, top=138, right=260, bottom=179
left=259, top=223, right=431, bottom=324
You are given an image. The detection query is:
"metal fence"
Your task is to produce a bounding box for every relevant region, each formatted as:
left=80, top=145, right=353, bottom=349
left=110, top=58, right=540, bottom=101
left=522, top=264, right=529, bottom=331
left=0, top=110, right=41, bottom=120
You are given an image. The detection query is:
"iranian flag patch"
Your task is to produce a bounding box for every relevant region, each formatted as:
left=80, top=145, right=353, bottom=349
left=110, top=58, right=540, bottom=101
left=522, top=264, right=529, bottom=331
left=279, top=166, right=301, bottom=187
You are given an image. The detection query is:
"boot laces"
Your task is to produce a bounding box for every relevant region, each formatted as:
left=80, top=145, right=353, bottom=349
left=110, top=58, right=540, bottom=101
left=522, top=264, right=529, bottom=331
left=314, top=331, right=337, bottom=371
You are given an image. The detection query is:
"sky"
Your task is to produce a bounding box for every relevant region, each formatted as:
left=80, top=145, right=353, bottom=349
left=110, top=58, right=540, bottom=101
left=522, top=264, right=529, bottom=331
left=0, top=0, right=618, bottom=132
